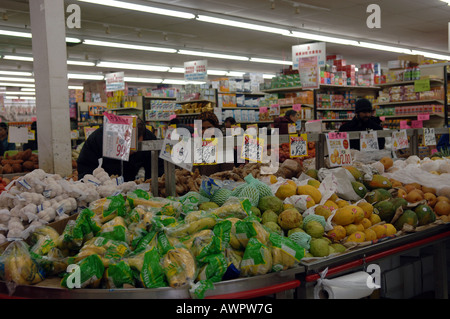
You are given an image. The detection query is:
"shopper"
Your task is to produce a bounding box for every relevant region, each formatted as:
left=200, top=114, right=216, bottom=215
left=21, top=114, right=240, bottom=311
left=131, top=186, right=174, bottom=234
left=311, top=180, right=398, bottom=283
left=339, top=98, right=385, bottom=150
left=169, top=117, right=194, bottom=135
left=0, top=123, right=16, bottom=157
left=77, top=118, right=164, bottom=181
left=23, top=121, right=38, bottom=151
left=224, top=117, right=236, bottom=129
left=437, top=133, right=450, bottom=152
left=274, top=110, right=299, bottom=134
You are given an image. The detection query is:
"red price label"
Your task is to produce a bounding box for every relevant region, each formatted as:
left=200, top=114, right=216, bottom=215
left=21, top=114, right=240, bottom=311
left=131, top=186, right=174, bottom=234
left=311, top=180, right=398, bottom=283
left=340, top=152, right=352, bottom=165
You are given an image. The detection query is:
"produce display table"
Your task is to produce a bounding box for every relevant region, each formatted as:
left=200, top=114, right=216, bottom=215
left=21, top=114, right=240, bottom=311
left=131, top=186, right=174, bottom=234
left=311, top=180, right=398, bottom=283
left=296, top=223, right=450, bottom=299
left=0, top=265, right=304, bottom=299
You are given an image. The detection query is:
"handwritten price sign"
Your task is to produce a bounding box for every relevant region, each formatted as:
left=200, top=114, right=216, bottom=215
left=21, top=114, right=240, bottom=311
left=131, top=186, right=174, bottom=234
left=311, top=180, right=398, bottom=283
left=423, top=128, right=436, bottom=146
left=241, top=134, right=265, bottom=163
left=289, top=134, right=308, bottom=158
left=103, top=113, right=133, bottom=161
left=326, top=132, right=352, bottom=167
left=360, top=131, right=379, bottom=152
left=391, top=130, right=409, bottom=151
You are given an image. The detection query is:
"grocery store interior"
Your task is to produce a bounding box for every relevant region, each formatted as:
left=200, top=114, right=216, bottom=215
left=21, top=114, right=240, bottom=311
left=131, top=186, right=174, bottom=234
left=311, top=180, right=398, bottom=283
left=0, top=0, right=449, bottom=300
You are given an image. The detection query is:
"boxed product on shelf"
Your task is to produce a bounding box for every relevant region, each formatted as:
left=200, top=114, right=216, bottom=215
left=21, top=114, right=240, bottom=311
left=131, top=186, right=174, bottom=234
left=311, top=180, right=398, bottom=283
left=219, top=93, right=237, bottom=107
left=139, top=88, right=177, bottom=98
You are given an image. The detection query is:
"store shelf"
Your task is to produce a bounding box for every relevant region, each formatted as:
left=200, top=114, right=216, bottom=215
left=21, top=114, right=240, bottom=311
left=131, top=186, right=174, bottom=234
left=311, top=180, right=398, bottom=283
left=317, top=108, right=354, bottom=111
left=218, top=91, right=267, bottom=96
left=374, top=99, right=444, bottom=107
left=318, top=118, right=352, bottom=122
left=377, top=79, right=444, bottom=87
left=221, top=107, right=260, bottom=110
left=279, top=104, right=314, bottom=108
left=380, top=113, right=444, bottom=119
left=176, top=99, right=215, bottom=104
left=143, top=96, right=176, bottom=100
left=319, top=84, right=380, bottom=90
left=175, top=113, right=201, bottom=116
left=107, top=107, right=143, bottom=112
left=261, top=86, right=304, bottom=93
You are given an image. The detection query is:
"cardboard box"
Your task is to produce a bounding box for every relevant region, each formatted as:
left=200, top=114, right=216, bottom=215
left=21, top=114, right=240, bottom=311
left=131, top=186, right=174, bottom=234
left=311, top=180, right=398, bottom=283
left=398, top=55, right=424, bottom=65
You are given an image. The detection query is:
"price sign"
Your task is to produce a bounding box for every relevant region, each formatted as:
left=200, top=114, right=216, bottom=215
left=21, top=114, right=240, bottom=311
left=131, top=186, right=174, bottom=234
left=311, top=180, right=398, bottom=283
left=423, top=128, right=436, bottom=146
left=269, top=104, right=280, bottom=116
left=231, top=124, right=242, bottom=136
left=360, top=131, right=379, bottom=152
left=400, top=120, right=410, bottom=129
left=8, top=125, right=28, bottom=143
left=70, top=130, right=79, bottom=140
left=326, top=132, right=352, bottom=167
left=414, top=79, right=430, bottom=93
left=391, top=130, right=409, bottom=151
left=160, top=126, right=193, bottom=171
left=201, top=138, right=218, bottom=165
left=289, top=134, right=308, bottom=158
left=292, top=104, right=302, bottom=112
left=28, top=130, right=36, bottom=141
left=259, top=107, right=268, bottom=113
left=288, top=123, right=297, bottom=134
left=241, top=134, right=265, bottom=163
left=418, top=114, right=430, bottom=121
left=83, top=126, right=99, bottom=140
left=411, top=120, right=423, bottom=129
left=103, top=113, right=133, bottom=161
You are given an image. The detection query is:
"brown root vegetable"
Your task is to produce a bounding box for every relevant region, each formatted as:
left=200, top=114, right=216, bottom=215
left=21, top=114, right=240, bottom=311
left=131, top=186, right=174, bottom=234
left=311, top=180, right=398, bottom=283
left=21, top=149, right=32, bottom=161
left=12, top=164, right=22, bottom=173
left=2, top=164, right=13, bottom=174
left=22, top=161, right=34, bottom=171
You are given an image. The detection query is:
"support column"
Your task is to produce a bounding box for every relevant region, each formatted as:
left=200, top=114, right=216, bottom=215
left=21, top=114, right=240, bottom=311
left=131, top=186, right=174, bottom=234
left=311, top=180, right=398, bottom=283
left=29, top=0, right=72, bottom=176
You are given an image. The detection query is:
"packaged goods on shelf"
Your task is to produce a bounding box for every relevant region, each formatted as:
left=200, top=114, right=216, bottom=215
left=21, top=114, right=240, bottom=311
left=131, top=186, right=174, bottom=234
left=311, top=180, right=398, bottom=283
left=139, top=88, right=178, bottom=98
left=377, top=86, right=444, bottom=104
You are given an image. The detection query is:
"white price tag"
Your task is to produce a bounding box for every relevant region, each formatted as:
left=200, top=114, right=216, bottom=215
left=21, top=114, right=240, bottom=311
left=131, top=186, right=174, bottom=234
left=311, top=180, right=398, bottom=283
left=423, top=128, right=436, bottom=146
left=289, top=134, right=308, bottom=158
left=392, top=130, right=409, bottom=151
left=240, top=134, right=264, bottom=163
left=102, top=113, right=133, bottom=161
left=326, top=132, right=352, bottom=167
left=360, top=131, right=379, bottom=152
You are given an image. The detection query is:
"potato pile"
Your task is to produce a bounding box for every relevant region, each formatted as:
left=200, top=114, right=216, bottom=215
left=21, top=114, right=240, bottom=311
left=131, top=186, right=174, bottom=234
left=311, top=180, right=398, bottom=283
left=0, top=149, right=38, bottom=175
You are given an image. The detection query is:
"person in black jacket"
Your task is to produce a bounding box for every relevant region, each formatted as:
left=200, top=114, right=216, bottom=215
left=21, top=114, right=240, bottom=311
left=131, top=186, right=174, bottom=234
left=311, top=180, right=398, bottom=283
left=77, top=118, right=163, bottom=181
left=339, top=98, right=385, bottom=150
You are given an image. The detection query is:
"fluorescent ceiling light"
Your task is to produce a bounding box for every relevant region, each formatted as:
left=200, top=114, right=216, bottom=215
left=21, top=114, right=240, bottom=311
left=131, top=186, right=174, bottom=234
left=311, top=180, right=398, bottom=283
left=0, top=71, right=33, bottom=76
left=69, top=86, right=84, bottom=90
left=197, top=15, right=291, bottom=35
left=288, top=31, right=359, bottom=46
left=16, top=96, right=36, bottom=100
left=67, top=60, right=96, bottom=66
left=3, top=55, right=33, bottom=62
left=250, top=57, right=293, bottom=65
left=78, top=0, right=195, bottom=19
left=207, top=70, right=228, bottom=76
left=1, top=91, right=35, bottom=95
left=411, top=50, right=450, bottom=61
left=83, top=39, right=176, bottom=53
left=3, top=96, right=19, bottom=99
left=357, top=42, right=412, bottom=54
left=162, top=79, right=206, bottom=85
left=0, top=30, right=31, bottom=38
left=21, top=88, right=36, bottom=91
left=179, top=50, right=249, bottom=61
left=97, top=61, right=169, bottom=72
left=263, top=74, right=276, bottom=79
left=123, top=77, right=162, bottom=83
left=226, top=71, right=246, bottom=77
left=0, top=77, right=34, bottom=83
left=0, top=82, right=35, bottom=88
left=168, top=67, right=185, bottom=73
left=65, top=37, right=82, bottom=43
left=68, top=73, right=105, bottom=80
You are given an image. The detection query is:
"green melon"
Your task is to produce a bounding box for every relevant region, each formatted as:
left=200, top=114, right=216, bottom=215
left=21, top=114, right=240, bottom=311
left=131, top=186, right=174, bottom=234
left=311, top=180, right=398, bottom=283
left=374, top=200, right=396, bottom=222
left=211, top=188, right=232, bottom=206
left=394, top=209, right=418, bottom=229
left=414, top=205, right=436, bottom=226
left=351, top=181, right=368, bottom=198
left=230, top=183, right=247, bottom=197
left=238, top=184, right=260, bottom=207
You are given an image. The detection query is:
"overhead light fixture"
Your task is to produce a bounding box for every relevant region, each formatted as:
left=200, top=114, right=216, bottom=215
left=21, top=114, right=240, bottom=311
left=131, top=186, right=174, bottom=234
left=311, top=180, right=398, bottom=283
left=78, top=0, right=195, bottom=19
left=83, top=39, right=177, bottom=53
left=67, top=60, right=96, bottom=66
left=0, top=76, right=34, bottom=82
left=65, top=37, right=82, bottom=43
left=440, top=0, right=450, bottom=5
left=178, top=50, right=249, bottom=61
left=123, top=77, right=162, bottom=83
left=68, top=86, right=84, bottom=90
left=168, top=67, right=185, bottom=73
left=196, top=15, right=291, bottom=36
left=0, top=30, right=31, bottom=38
left=1, top=91, right=35, bottom=95
left=207, top=70, right=228, bottom=76
left=357, top=42, right=412, bottom=54
left=3, top=96, right=19, bottom=99
left=0, top=70, right=33, bottom=76
left=2, top=55, right=34, bottom=62
left=97, top=61, right=170, bottom=72
left=68, top=73, right=105, bottom=80
left=21, top=88, right=35, bottom=91
left=226, top=71, right=246, bottom=77
left=250, top=57, right=293, bottom=65
left=263, top=74, right=276, bottom=79
left=0, top=82, right=35, bottom=88
left=411, top=50, right=450, bottom=61
left=288, top=31, right=359, bottom=46
left=16, top=96, right=36, bottom=100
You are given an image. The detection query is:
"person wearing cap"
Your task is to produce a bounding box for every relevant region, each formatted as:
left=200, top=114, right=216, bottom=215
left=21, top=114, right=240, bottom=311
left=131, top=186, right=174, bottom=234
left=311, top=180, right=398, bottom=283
left=274, top=110, right=299, bottom=135
left=339, top=98, right=385, bottom=150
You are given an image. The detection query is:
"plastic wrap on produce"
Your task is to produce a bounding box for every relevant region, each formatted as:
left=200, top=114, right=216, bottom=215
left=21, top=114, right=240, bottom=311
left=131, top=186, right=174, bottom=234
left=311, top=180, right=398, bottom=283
left=318, top=167, right=361, bottom=201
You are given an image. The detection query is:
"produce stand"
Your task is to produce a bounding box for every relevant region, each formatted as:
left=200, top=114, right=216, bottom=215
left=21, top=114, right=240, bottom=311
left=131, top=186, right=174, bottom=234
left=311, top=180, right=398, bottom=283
left=0, top=265, right=304, bottom=299
left=296, top=223, right=450, bottom=299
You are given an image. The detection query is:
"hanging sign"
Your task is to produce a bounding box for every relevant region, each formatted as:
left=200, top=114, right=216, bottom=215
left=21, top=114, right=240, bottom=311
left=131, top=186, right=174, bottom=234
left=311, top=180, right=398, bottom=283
left=423, top=128, right=437, bottom=146
left=326, top=132, right=352, bottom=167
left=102, top=113, right=133, bottom=161
left=83, top=126, right=99, bottom=140
left=240, top=134, right=265, bottom=163
left=8, top=125, right=29, bottom=143
left=414, top=79, right=430, bottom=93
left=360, top=131, right=379, bottom=152
left=289, top=134, right=308, bottom=158
left=292, top=42, right=326, bottom=69
left=269, top=104, right=280, bottom=116
left=288, top=123, right=297, bottom=134
left=184, top=60, right=208, bottom=82
left=28, top=130, right=35, bottom=141
left=105, top=72, right=125, bottom=92
left=71, top=130, right=80, bottom=140
left=391, top=130, right=409, bottom=151
left=160, top=126, right=193, bottom=171
left=298, top=55, right=320, bottom=90
left=201, top=138, right=218, bottom=165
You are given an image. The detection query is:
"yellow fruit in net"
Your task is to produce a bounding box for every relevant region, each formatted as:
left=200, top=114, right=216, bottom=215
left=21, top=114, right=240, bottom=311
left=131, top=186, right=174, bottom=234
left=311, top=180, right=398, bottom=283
left=357, top=202, right=374, bottom=219
left=346, top=231, right=366, bottom=243
left=324, top=200, right=338, bottom=211
left=369, top=213, right=381, bottom=225
left=371, top=224, right=386, bottom=239
left=360, top=218, right=372, bottom=229
left=305, top=195, right=316, bottom=208
left=332, top=206, right=356, bottom=226
left=287, top=180, right=297, bottom=188
left=327, top=225, right=346, bottom=242
left=283, top=203, right=295, bottom=210
left=336, top=199, right=350, bottom=208
left=269, top=175, right=278, bottom=184
left=307, top=179, right=321, bottom=189
left=384, top=223, right=397, bottom=236
left=344, top=224, right=359, bottom=236
left=314, top=205, right=332, bottom=220
left=364, top=228, right=377, bottom=241
left=329, top=194, right=339, bottom=202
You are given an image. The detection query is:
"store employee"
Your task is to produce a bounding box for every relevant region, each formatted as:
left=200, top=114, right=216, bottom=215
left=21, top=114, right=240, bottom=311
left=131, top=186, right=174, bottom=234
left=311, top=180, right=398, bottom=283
left=77, top=118, right=164, bottom=181
left=339, top=98, right=385, bottom=150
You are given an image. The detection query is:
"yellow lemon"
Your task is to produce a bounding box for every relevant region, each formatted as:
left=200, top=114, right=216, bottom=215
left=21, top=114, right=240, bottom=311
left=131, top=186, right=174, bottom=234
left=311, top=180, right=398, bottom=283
left=364, top=228, right=377, bottom=241
left=283, top=203, right=295, bottom=210
left=355, top=223, right=365, bottom=232
left=346, top=231, right=366, bottom=243
left=371, top=224, right=387, bottom=239
left=357, top=202, right=374, bottom=219
left=353, top=207, right=365, bottom=224
left=385, top=223, right=397, bottom=236
left=369, top=213, right=381, bottom=225
left=360, top=218, right=372, bottom=229
left=327, top=225, right=346, bottom=242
